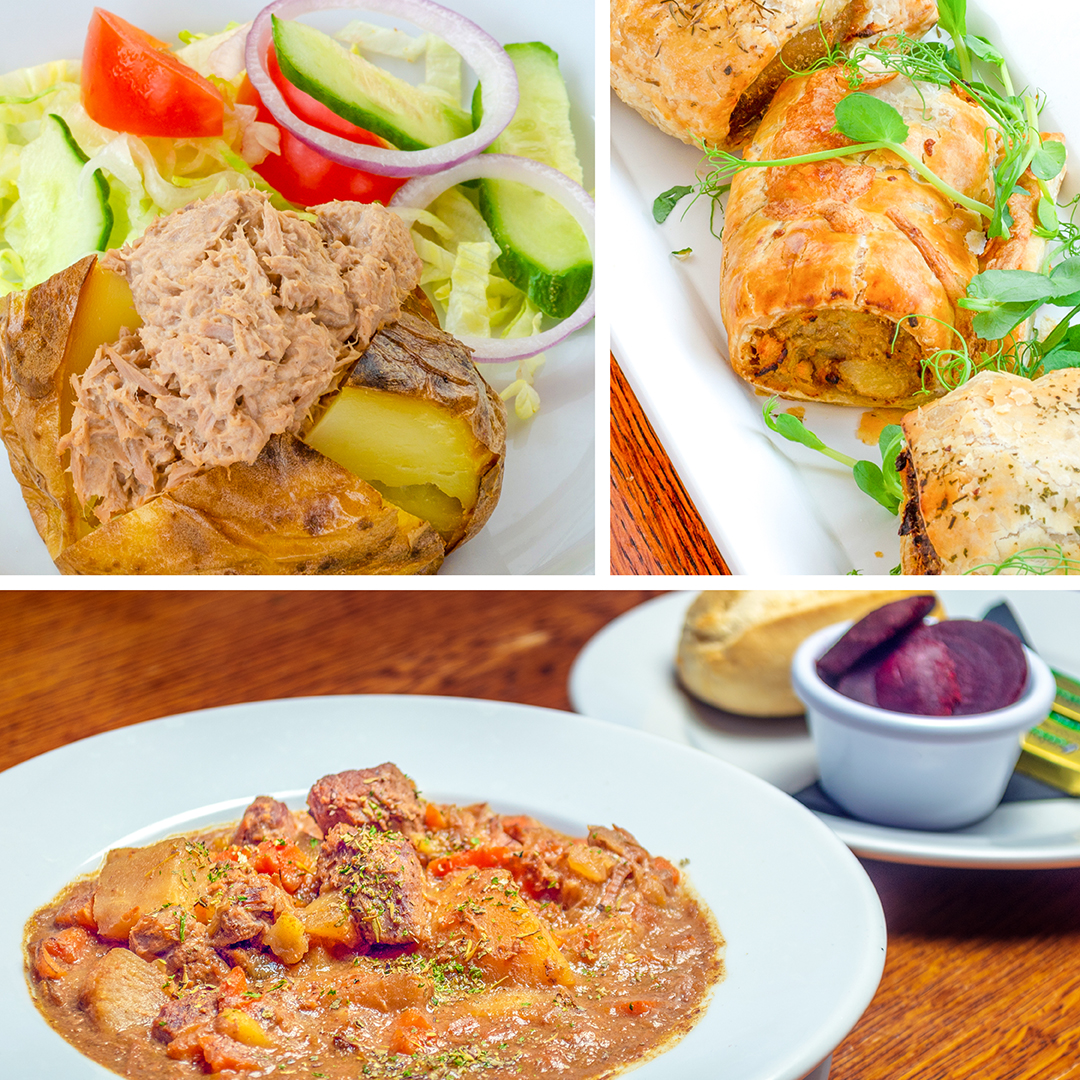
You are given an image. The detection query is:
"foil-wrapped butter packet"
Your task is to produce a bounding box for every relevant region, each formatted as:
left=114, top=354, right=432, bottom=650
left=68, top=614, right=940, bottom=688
left=1016, top=672, right=1080, bottom=795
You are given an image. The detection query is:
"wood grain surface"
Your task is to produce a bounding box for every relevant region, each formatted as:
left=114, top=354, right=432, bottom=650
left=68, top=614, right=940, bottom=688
left=5, top=588, right=1080, bottom=1080
left=610, top=355, right=730, bottom=576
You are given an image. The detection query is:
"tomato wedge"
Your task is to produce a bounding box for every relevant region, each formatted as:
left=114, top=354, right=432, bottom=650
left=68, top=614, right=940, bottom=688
left=236, top=44, right=405, bottom=206
left=82, top=8, right=224, bottom=137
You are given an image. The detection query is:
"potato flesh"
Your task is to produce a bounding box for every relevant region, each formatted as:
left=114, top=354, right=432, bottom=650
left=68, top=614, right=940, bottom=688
left=80, top=948, right=168, bottom=1035
left=60, top=263, right=140, bottom=443
left=305, top=386, right=488, bottom=541
left=92, top=840, right=212, bottom=940
left=433, top=870, right=575, bottom=989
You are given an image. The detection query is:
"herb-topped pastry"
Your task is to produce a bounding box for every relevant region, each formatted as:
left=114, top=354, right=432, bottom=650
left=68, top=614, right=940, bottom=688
left=610, top=0, right=936, bottom=150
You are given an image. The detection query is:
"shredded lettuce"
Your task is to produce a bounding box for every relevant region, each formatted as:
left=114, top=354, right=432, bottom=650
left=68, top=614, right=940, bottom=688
left=0, top=44, right=280, bottom=296
left=397, top=185, right=551, bottom=416
left=334, top=20, right=463, bottom=106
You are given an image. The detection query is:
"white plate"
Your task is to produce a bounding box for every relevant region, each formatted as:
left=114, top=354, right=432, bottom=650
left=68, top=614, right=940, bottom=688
left=0, top=0, right=595, bottom=576
left=569, top=592, right=1080, bottom=867
left=0, top=695, right=883, bottom=1080
left=610, top=0, right=1079, bottom=574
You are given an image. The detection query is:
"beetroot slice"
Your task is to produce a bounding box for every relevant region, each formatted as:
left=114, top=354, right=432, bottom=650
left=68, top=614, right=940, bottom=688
left=927, top=621, right=1027, bottom=714
left=816, top=595, right=936, bottom=684
left=874, top=624, right=962, bottom=716
left=836, top=661, right=880, bottom=707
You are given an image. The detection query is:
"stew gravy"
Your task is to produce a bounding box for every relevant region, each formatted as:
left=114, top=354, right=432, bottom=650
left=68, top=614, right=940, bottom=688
left=24, top=764, right=724, bottom=1078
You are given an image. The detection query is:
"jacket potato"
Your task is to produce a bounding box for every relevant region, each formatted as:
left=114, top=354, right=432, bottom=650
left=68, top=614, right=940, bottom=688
left=0, top=245, right=505, bottom=575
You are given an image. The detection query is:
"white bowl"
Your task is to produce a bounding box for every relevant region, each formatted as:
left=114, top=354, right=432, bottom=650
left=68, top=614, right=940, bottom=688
left=1, top=696, right=886, bottom=1080
left=791, top=623, right=1057, bottom=831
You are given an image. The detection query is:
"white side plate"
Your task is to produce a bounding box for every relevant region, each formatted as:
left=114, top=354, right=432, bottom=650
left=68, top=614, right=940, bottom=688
left=570, top=592, right=1080, bottom=867
left=0, top=0, right=595, bottom=576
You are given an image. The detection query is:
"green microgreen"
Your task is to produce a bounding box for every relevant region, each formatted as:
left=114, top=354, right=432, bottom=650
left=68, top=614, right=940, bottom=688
left=762, top=398, right=904, bottom=514
left=936, top=0, right=971, bottom=80
left=660, top=95, right=994, bottom=225
left=653, top=186, right=693, bottom=224
left=958, top=259, right=1080, bottom=347
left=963, top=545, right=1080, bottom=575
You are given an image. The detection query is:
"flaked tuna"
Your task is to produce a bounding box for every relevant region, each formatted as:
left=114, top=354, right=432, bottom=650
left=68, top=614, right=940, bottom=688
left=62, top=190, right=421, bottom=522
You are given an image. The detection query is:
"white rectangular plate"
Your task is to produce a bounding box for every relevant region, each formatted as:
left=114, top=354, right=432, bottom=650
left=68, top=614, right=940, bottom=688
left=611, top=0, right=1079, bottom=575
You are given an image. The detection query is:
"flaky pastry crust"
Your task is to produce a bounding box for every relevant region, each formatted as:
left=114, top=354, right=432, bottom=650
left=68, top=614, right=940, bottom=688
left=899, top=369, right=1080, bottom=575
left=719, top=65, right=1063, bottom=407
left=610, top=0, right=936, bottom=149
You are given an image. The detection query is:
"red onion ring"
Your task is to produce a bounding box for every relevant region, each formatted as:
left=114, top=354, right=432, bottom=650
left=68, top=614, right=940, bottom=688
left=245, top=0, right=518, bottom=177
left=391, top=155, right=595, bottom=362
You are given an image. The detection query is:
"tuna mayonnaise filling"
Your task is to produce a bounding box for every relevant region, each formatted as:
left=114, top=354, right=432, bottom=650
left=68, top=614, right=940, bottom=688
left=62, top=190, right=421, bottom=523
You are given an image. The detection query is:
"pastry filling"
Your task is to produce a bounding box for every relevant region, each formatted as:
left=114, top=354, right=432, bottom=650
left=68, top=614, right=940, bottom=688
left=728, top=4, right=862, bottom=143
left=746, top=310, right=925, bottom=403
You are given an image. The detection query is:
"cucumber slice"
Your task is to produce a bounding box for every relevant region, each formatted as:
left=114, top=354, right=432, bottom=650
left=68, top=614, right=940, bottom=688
left=272, top=15, right=472, bottom=153
left=472, top=42, right=592, bottom=320
left=17, top=113, right=112, bottom=288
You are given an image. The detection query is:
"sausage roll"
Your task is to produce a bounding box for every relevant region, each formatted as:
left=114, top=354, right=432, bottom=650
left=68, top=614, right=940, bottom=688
left=719, top=64, right=1062, bottom=408
left=898, top=369, right=1080, bottom=575
left=610, top=0, right=936, bottom=150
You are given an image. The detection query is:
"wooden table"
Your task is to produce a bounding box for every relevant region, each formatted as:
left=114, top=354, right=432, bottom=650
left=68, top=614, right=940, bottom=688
left=6, top=588, right=1080, bottom=1079
left=610, top=355, right=730, bottom=576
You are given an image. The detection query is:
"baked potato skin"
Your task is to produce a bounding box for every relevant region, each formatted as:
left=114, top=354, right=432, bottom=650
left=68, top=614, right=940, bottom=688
left=0, top=255, right=96, bottom=559
left=0, top=262, right=501, bottom=575
left=55, top=434, right=444, bottom=575
left=343, top=291, right=506, bottom=549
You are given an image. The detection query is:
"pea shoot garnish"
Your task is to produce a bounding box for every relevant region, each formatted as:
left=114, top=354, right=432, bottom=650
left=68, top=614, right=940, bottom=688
left=762, top=398, right=905, bottom=515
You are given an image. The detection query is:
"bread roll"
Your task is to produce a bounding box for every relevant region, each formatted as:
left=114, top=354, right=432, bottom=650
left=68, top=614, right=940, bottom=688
left=610, top=0, right=936, bottom=150
left=677, top=590, right=936, bottom=715
left=899, top=369, right=1080, bottom=575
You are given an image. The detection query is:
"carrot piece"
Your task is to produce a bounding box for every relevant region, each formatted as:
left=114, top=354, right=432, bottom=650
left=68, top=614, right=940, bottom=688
left=429, top=846, right=510, bottom=876
left=616, top=999, right=659, bottom=1017
left=33, top=927, right=93, bottom=978
left=199, top=1032, right=264, bottom=1072
left=219, top=964, right=248, bottom=1003
left=652, top=856, right=680, bottom=887
left=388, top=1008, right=435, bottom=1055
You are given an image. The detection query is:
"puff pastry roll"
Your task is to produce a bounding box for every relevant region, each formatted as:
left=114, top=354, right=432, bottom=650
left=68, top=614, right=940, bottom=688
left=610, top=0, right=936, bottom=150
left=719, top=65, right=1062, bottom=407
left=897, top=369, right=1080, bottom=575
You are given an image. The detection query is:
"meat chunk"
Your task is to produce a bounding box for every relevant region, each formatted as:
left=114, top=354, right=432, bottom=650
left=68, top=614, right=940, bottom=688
left=307, top=764, right=424, bottom=835
left=129, top=908, right=229, bottom=987
left=317, top=824, right=427, bottom=945
left=232, top=796, right=301, bottom=845
left=129, top=906, right=195, bottom=958
left=152, top=988, right=218, bottom=1043
left=207, top=878, right=288, bottom=948
left=588, top=826, right=678, bottom=907
left=167, top=932, right=231, bottom=987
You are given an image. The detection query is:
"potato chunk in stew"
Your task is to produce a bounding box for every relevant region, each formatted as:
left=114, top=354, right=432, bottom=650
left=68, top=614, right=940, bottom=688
left=93, top=839, right=216, bottom=940
left=80, top=949, right=168, bottom=1035
left=24, top=765, right=723, bottom=1080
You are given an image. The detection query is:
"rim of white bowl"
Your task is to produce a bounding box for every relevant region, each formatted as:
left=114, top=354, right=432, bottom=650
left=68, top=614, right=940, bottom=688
left=791, top=621, right=1057, bottom=740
